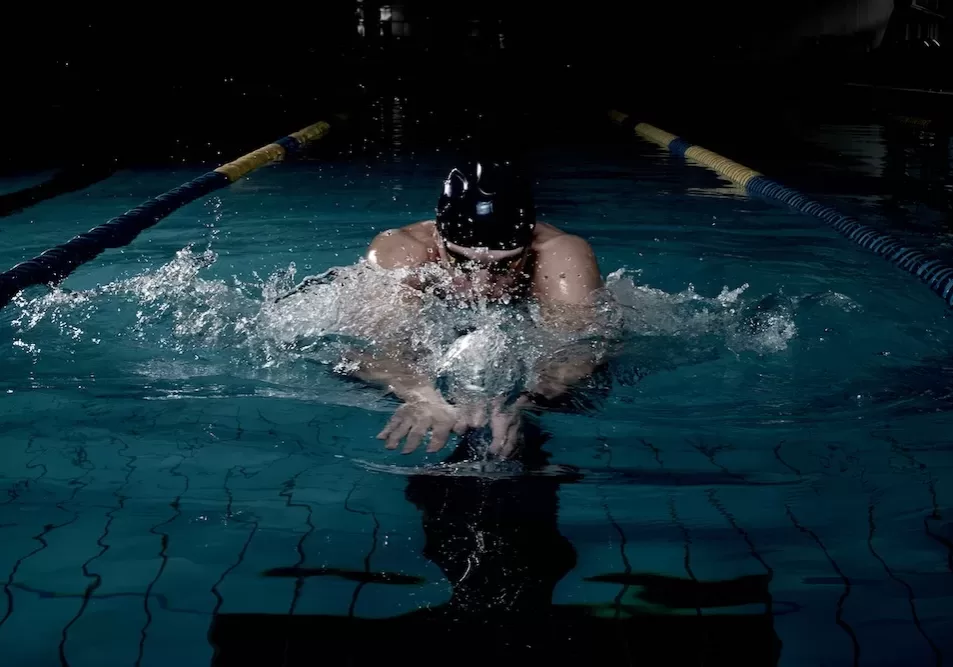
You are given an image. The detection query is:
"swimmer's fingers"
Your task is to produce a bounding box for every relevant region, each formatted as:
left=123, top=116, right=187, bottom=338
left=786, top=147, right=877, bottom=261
left=377, top=406, right=408, bottom=441
left=469, top=403, right=488, bottom=428
left=443, top=403, right=467, bottom=434
left=488, top=404, right=523, bottom=458
left=450, top=403, right=484, bottom=431
left=488, top=418, right=509, bottom=456
left=402, top=421, right=430, bottom=454
left=385, top=418, right=414, bottom=450
left=499, top=422, right=521, bottom=459
left=427, top=421, right=453, bottom=453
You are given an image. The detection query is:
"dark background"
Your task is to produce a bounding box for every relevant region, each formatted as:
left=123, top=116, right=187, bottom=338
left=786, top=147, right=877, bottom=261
left=1, top=1, right=949, bottom=173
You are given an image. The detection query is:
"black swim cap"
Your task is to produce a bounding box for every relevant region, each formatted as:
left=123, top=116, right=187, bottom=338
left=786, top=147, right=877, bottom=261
left=435, top=160, right=535, bottom=251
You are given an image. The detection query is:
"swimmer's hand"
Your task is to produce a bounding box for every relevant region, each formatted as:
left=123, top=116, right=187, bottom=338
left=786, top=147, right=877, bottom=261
left=487, top=396, right=530, bottom=459
left=378, top=392, right=482, bottom=454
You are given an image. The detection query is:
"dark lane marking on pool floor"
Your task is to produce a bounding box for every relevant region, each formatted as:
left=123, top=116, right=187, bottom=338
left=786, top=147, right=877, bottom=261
left=135, top=448, right=192, bottom=667
left=279, top=468, right=317, bottom=618
left=343, top=477, right=381, bottom=618
left=923, top=478, right=953, bottom=574
left=867, top=502, right=943, bottom=666
left=58, top=436, right=138, bottom=667
left=0, top=471, right=92, bottom=632
left=786, top=505, right=861, bottom=667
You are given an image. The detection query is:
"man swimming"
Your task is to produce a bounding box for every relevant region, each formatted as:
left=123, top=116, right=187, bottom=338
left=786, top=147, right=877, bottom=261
left=353, top=159, right=605, bottom=458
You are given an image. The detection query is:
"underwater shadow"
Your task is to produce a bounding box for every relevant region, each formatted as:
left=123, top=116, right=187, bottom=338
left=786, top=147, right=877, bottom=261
left=210, top=421, right=780, bottom=666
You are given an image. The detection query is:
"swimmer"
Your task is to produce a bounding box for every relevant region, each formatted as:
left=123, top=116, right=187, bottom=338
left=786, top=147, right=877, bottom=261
left=353, top=159, right=604, bottom=458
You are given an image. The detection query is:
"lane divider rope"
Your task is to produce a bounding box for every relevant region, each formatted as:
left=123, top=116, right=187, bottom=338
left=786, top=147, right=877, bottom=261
left=609, top=109, right=953, bottom=309
left=0, top=119, right=333, bottom=310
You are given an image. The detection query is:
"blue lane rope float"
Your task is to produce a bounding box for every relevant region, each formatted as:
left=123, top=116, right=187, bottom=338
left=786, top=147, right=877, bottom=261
left=0, top=120, right=332, bottom=310
left=609, top=110, right=953, bottom=309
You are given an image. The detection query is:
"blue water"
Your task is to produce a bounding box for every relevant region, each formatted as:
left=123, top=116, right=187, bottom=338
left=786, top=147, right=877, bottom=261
left=1, top=121, right=952, bottom=666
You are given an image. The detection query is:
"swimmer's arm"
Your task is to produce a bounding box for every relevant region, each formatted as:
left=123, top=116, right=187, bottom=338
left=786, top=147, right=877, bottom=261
left=522, top=234, right=607, bottom=405
left=345, top=350, right=446, bottom=405
left=350, top=228, right=438, bottom=399
left=531, top=234, right=604, bottom=310
left=518, top=335, right=608, bottom=409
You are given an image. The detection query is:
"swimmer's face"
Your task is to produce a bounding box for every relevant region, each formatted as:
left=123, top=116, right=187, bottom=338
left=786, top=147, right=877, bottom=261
left=439, top=240, right=529, bottom=301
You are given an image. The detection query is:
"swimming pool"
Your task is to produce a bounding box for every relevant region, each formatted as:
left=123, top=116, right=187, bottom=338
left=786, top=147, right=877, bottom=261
left=1, top=111, right=951, bottom=666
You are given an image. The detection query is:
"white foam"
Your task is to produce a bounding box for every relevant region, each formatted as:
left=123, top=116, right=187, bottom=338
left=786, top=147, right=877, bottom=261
left=9, top=248, right=806, bottom=404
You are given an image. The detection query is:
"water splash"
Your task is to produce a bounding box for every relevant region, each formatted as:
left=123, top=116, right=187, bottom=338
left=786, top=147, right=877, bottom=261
left=6, top=247, right=811, bottom=405
left=604, top=268, right=799, bottom=356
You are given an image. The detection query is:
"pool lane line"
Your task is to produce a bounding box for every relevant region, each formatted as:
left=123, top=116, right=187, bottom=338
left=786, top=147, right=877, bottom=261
left=0, top=119, right=335, bottom=311
left=886, top=114, right=937, bottom=130
left=0, top=162, right=117, bottom=218
left=845, top=83, right=953, bottom=97
left=609, top=110, right=953, bottom=310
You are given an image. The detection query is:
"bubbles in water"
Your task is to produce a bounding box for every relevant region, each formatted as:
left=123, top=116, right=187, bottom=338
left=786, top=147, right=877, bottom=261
left=11, top=338, right=39, bottom=359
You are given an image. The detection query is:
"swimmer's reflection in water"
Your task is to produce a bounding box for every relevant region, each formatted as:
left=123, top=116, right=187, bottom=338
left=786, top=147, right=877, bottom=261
left=404, top=418, right=579, bottom=616
left=346, top=157, right=610, bottom=458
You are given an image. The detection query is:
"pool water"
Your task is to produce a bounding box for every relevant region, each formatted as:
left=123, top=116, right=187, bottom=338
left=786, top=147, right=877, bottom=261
left=1, top=112, right=952, bottom=666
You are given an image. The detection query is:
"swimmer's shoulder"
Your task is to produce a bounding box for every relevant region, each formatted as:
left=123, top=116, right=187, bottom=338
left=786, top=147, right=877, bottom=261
left=367, top=221, right=437, bottom=270
left=531, top=222, right=565, bottom=245
left=531, top=222, right=596, bottom=259
left=530, top=223, right=603, bottom=298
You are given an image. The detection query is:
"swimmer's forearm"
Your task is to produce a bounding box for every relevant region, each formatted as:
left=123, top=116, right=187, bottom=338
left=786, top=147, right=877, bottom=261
left=348, top=352, right=445, bottom=404
left=521, top=346, right=602, bottom=404
left=524, top=298, right=614, bottom=405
